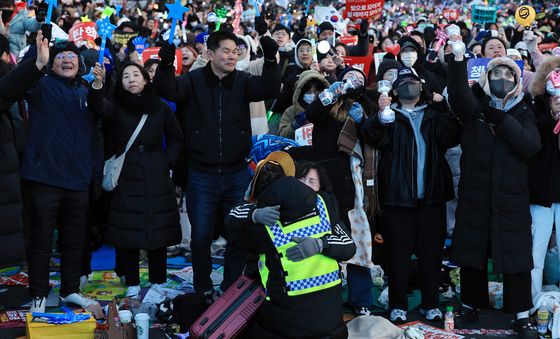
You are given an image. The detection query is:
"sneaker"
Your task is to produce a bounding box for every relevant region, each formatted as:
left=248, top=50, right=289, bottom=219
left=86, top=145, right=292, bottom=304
left=390, top=309, right=407, bottom=322
left=79, top=273, right=92, bottom=291
left=513, top=318, right=538, bottom=339
left=454, top=306, right=479, bottom=328
left=420, top=308, right=443, bottom=321
left=353, top=306, right=371, bottom=316
left=60, top=293, right=96, bottom=308
left=125, top=285, right=141, bottom=299
left=29, top=296, right=47, bottom=314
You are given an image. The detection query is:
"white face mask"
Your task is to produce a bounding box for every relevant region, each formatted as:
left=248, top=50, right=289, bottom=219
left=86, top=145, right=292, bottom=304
left=400, top=51, right=418, bottom=67
left=303, top=92, right=317, bottom=104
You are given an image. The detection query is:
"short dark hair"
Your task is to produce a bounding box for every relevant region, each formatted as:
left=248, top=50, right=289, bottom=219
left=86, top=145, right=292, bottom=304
left=295, top=161, right=333, bottom=193
left=254, top=162, right=285, bottom=198
left=206, top=30, right=238, bottom=52
left=482, top=37, right=507, bottom=57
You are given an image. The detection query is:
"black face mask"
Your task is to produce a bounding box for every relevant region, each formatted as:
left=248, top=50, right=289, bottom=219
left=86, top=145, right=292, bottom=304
left=444, top=53, right=454, bottom=63
left=396, top=83, right=422, bottom=101
left=346, top=85, right=365, bottom=100
left=1, top=9, right=13, bottom=24
left=489, top=79, right=516, bottom=99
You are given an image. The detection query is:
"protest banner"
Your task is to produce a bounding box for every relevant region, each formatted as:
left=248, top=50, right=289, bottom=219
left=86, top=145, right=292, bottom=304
left=112, top=30, right=139, bottom=46
left=442, top=9, right=460, bottom=21
left=68, top=22, right=97, bottom=48
left=343, top=55, right=372, bottom=78
left=471, top=5, right=497, bottom=24
left=344, top=0, right=383, bottom=20
left=467, top=58, right=524, bottom=81
left=339, top=35, right=358, bottom=47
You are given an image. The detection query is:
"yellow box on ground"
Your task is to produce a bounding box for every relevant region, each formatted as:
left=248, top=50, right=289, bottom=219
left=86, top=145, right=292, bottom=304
left=26, top=312, right=96, bottom=338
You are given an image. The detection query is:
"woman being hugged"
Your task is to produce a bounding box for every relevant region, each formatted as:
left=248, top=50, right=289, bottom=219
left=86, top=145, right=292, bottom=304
left=88, top=62, right=183, bottom=298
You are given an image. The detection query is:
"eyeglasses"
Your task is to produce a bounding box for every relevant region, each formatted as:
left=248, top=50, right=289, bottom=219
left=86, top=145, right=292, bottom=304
left=299, top=48, right=312, bottom=54
left=55, top=53, right=78, bottom=60
left=490, top=68, right=515, bottom=80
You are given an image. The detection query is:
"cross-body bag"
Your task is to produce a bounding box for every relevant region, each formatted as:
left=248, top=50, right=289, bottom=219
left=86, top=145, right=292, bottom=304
left=102, top=114, right=148, bottom=192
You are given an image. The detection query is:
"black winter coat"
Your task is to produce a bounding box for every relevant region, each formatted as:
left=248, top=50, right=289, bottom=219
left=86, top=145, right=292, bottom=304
left=154, top=61, right=280, bottom=174
left=87, top=86, right=183, bottom=250
left=528, top=94, right=560, bottom=207
left=361, top=101, right=461, bottom=208
left=447, top=60, right=541, bottom=274
left=0, top=63, right=25, bottom=267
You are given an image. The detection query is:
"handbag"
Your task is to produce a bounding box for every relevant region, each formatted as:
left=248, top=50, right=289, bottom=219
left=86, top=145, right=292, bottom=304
left=102, top=114, right=148, bottom=192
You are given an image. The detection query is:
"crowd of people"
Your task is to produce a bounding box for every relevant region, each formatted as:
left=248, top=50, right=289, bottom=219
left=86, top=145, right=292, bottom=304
left=1, top=0, right=560, bottom=337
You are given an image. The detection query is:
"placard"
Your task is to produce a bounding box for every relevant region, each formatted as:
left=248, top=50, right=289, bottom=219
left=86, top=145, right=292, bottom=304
left=442, top=9, right=460, bottom=21
left=68, top=22, right=98, bottom=48
left=344, top=0, right=384, bottom=20
left=295, top=123, right=314, bottom=146
left=343, top=55, right=372, bottom=79
left=142, top=47, right=183, bottom=76
left=467, top=58, right=524, bottom=81
left=471, top=5, right=497, bottom=24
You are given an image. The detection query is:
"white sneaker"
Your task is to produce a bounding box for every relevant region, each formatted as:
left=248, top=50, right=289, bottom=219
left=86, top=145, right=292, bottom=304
left=29, top=297, right=47, bottom=314
left=126, top=285, right=141, bottom=299
left=79, top=273, right=93, bottom=290
left=60, top=293, right=96, bottom=308
left=420, top=308, right=443, bottom=321
left=390, top=309, right=408, bottom=322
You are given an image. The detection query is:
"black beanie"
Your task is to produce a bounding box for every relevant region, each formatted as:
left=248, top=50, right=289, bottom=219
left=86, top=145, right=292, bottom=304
left=318, top=22, right=334, bottom=35
left=376, top=59, right=402, bottom=81
left=49, top=40, right=80, bottom=64
left=338, top=66, right=367, bottom=82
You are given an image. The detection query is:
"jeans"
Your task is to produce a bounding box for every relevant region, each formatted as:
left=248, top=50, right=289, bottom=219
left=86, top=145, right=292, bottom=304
left=25, top=181, right=89, bottom=298
left=346, top=264, right=373, bottom=307
left=187, top=168, right=251, bottom=293
left=530, top=203, right=560, bottom=301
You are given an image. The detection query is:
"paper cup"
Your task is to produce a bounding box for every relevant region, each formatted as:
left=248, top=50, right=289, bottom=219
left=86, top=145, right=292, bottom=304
left=134, top=313, right=150, bottom=339
left=118, top=310, right=132, bottom=324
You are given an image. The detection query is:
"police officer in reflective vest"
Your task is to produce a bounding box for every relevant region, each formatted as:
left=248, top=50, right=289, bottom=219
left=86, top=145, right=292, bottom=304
left=228, top=152, right=356, bottom=339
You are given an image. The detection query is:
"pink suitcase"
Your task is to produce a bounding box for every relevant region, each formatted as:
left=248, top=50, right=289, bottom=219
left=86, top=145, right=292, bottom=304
left=190, top=275, right=266, bottom=339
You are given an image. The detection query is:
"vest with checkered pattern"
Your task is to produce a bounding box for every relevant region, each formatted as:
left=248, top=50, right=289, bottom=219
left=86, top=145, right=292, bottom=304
left=258, top=195, right=341, bottom=297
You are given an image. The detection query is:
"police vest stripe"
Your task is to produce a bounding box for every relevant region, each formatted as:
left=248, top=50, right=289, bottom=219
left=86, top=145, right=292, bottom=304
left=286, top=270, right=340, bottom=292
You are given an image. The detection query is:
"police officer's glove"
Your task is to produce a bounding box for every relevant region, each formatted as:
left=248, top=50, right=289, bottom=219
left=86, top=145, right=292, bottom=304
left=252, top=205, right=280, bottom=225
left=260, top=36, right=279, bottom=61
left=286, top=236, right=323, bottom=262
left=158, top=42, right=176, bottom=66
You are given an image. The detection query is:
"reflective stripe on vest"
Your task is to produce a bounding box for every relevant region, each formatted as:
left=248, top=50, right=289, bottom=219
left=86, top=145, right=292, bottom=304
left=259, top=195, right=341, bottom=297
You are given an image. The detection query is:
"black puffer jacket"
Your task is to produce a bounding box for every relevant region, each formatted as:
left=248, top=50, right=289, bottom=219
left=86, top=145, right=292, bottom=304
left=88, top=85, right=183, bottom=250
left=154, top=60, right=280, bottom=174
left=361, top=101, right=461, bottom=207
left=227, top=176, right=355, bottom=339
left=0, top=62, right=25, bottom=267
left=447, top=60, right=541, bottom=274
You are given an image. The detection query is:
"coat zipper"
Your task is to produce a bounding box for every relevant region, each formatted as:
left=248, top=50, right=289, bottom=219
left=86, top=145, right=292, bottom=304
left=200, top=282, right=260, bottom=338
left=218, top=81, right=223, bottom=174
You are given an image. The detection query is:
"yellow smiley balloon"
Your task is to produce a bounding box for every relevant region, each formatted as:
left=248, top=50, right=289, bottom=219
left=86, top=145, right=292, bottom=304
left=515, top=5, right=536, bottom=28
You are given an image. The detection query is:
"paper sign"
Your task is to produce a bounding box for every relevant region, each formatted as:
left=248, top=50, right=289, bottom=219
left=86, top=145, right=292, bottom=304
left=471, top=5, right=497, bottom=24
left=295, top=123, right=314, bottom=146
left=112, top=30, right=139, bottom=46
left=345, top=0, right=384, bottom=20
left=442, top=9, right=460, bottom=21
left=373, top=52, right=386, bottom=73
left=467, top=58, right=524, bottom=81
left=339, top=34, right=358, bottom=46
left=68, top=22, right=98, bottom=48
left=539, top=43, right=559, bottom=52
left=343, top=55, right=372, bottom=78
left=141, top=47, right=183, bottom=76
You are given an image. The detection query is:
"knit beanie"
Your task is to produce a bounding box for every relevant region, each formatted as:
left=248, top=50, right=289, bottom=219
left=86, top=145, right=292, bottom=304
left=376, top=58, right=402, bottom=81
left=318, top=22, right=334, bottom=35
left=49, top=40, right=80, bottom=64
left=272, top=24, right=291, bottom=35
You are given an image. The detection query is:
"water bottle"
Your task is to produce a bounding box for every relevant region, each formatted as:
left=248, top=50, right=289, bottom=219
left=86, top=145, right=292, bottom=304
left=377, top=80, right=395, bottom=124
left=319, top=74, right=360, bottom=106
left=444, top=306, right=454, bottom=332
left=537, top=301, right=550, bottom=335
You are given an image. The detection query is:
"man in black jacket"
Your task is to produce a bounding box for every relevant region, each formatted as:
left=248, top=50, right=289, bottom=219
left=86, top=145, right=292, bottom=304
left=154, top=30, right=281, bottom=300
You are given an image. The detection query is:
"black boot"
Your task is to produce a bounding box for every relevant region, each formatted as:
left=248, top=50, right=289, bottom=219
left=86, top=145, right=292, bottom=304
left=454, top=306, right=479, bottom=328
left=513, top=318, right=539, bottom=339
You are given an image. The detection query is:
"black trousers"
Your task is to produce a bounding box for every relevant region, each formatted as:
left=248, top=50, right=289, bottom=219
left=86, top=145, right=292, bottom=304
left=26, top=181, right=89, bottom=297
left=382, top=203, right=446, bottom=310
left=461, top=265, right=533, bottom=314
left=117, top=247, right=167, bottom=286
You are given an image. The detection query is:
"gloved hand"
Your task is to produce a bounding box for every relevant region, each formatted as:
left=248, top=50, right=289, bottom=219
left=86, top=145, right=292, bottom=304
left=158, top=42, right=176, bottom=66
left=255, top=15, right=268, bottom=36
left=451, top=41, right=466, bottom=61
left=298, top=16, right=307, bottom=34
left=481, top=99, right=507, bottom=125
left=348, top=102, right=364, bottom=123
left=260, top=36, right=279, bottom=61
left=523, top=30, right=538, bottom=53
left=291, top=111, right=306, bottom=130
left=252, top=205, right=281, bottom=225
left=328, top=81, right=345, bottom=99
left=286, top=236, right=323, bottom=262
left=359, top=19, right=369, bottom=37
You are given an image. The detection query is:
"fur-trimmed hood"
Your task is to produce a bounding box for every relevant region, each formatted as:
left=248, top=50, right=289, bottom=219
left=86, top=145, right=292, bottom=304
left=530, top=56, right=560, bottom=97
left=479, top=57, right=522, bottom=105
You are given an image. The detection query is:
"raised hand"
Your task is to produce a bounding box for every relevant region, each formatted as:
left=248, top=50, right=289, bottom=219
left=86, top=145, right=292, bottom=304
left=92, top=62, right=105, bottom=88
left=35, top=30, right=50, bottom=71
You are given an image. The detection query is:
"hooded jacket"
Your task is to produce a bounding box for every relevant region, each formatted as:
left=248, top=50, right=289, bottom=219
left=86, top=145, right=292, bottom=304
left=528, top=56, right=560, bottom=207
left=397, top=36, right=445, bottom=94
left=8, top=9, right=41, bottom=57
left=447, top=59, right=541, bottom=274
left=278, top=70, right=330, bottom=138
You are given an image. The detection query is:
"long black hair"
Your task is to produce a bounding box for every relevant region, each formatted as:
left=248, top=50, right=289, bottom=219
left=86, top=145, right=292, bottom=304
left=295, top=161, right=334, bottom=193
